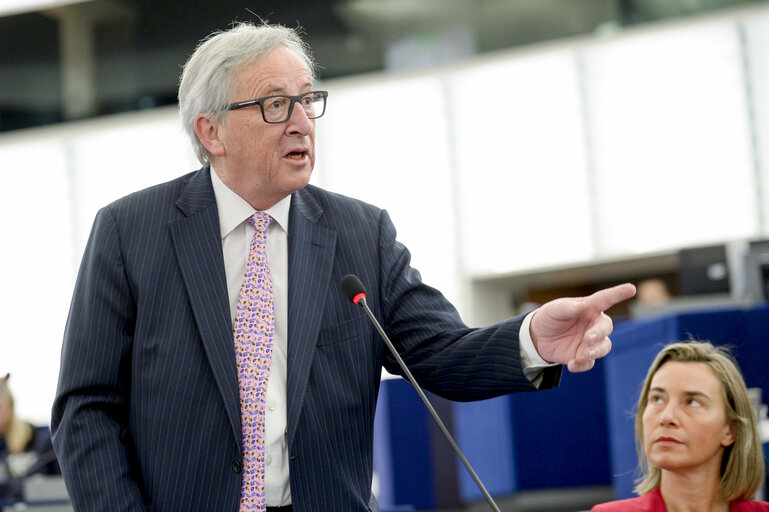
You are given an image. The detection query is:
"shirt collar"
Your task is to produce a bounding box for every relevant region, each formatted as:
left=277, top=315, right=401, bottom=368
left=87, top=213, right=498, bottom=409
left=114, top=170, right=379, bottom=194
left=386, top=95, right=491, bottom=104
left=210, top=166, right=291, bottom=238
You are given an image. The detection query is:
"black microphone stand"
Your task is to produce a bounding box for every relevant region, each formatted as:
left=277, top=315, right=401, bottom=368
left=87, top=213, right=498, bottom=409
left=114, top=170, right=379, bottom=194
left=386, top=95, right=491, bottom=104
left=343, top=275, right=502, bottom=512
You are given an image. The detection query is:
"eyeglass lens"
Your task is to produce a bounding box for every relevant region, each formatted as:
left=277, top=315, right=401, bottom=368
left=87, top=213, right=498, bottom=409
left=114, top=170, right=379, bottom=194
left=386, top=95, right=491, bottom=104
left=263, top=92, right=325, bottom=123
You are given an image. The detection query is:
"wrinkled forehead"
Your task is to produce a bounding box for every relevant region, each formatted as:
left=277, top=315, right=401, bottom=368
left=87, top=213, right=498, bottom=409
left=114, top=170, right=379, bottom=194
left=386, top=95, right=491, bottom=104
left=233, top=48, right=313, bottom=96
left=247, top=46, right=312, bottom=79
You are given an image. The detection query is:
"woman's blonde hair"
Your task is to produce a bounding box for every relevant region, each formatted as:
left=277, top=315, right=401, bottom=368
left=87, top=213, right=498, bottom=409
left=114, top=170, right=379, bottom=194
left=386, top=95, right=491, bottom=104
left=0, top=374, right=33, bottom=454
left=633, top=341, right=765, bottom=500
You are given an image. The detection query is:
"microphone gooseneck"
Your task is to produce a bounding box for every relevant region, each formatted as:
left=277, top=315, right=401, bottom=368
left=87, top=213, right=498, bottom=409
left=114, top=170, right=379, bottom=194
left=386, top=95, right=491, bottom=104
left=340, top=274, right=501, bottom=512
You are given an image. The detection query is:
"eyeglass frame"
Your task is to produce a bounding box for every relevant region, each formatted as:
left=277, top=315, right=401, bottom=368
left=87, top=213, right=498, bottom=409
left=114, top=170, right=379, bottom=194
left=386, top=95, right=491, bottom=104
left=224, top=90, right=328, bottom=124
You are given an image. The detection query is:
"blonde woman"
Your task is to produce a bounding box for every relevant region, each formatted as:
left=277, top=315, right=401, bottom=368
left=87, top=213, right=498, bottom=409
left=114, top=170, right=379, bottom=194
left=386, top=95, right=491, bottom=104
left=593, top=341, right=768, bottom=511
left=0, top=374, right=60, bottom=499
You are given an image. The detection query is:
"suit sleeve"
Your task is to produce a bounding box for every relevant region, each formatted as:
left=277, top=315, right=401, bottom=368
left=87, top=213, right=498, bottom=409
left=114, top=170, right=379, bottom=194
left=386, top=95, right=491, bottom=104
left=374, top=209, right=562, bottom=400
left=51, top=206, right=147, bottom=512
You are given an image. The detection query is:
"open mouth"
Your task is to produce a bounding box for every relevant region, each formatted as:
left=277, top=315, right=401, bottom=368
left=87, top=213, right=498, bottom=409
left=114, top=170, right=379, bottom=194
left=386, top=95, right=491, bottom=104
left=286, top=151, right=307, bottom=160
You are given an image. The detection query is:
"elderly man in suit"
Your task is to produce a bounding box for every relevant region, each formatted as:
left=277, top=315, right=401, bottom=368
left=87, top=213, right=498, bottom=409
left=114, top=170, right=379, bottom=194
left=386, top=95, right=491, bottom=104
left=51, top=22, right=635, bottom=512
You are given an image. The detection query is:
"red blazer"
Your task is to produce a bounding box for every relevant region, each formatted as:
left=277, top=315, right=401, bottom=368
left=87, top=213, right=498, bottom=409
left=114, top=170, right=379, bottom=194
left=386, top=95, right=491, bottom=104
left=592, top=488, right=769, bottom=511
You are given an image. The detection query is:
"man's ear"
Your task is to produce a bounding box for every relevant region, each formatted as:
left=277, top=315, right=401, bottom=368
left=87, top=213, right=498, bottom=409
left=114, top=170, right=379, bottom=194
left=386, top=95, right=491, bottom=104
left=194, top=114, right=225, bottom=157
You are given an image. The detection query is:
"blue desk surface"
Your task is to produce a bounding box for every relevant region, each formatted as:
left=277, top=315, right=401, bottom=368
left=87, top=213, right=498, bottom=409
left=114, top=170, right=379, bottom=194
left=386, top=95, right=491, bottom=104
left=374, top=356, right=612, bottom=508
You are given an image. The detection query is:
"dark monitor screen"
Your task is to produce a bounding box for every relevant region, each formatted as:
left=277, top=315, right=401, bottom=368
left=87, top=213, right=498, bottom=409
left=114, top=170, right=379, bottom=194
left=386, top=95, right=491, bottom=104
left=746, top=240, right=769, bottom=301
left=678, top=244, right=731, bottom=296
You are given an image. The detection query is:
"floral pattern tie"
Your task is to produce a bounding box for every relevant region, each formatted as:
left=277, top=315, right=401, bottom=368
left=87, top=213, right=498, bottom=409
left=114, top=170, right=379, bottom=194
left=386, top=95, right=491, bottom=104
left=233, top=212, right=274, bottom=512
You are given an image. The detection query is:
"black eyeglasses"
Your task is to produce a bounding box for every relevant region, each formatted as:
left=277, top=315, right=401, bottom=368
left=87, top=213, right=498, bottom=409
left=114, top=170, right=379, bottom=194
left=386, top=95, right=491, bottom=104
left=225, top=90, right=328, bottom=124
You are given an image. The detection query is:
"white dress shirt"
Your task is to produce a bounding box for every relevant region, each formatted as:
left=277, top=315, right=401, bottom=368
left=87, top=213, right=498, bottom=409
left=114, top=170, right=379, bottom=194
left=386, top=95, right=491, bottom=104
left=211, top=170, right=292, bottom=505
left=209, top=168, right=553, bottom=506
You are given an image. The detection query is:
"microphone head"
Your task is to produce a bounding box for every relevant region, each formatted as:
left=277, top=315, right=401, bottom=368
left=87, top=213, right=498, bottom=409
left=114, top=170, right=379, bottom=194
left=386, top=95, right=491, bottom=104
left=341, top=274, right=367, bottom=304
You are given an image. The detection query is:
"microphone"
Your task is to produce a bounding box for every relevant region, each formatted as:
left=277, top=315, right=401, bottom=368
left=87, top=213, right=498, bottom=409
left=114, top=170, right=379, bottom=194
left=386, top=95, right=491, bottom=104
left=340, top=274, right=502, bottom=512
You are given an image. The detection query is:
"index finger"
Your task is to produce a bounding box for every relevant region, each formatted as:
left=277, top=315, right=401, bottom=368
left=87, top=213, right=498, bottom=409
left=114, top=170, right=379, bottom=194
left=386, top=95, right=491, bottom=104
left=587, top=283, right=637, bottom=312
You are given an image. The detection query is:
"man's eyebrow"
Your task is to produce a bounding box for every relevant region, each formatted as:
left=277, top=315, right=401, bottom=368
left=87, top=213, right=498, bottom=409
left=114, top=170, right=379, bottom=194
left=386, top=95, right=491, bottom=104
left=260, top=82, right=314, bottom=96
left=260, top=86, right=287, bottom=96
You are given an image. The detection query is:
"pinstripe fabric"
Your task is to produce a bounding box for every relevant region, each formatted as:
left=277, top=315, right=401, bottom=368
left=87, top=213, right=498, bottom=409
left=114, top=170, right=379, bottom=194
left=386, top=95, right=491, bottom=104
left=52, top=166, right=561, bottom=512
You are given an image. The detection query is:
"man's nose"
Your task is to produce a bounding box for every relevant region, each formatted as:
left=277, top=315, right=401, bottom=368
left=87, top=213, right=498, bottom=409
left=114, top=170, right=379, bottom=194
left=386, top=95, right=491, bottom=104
left=286, top=101, right=312, bottom=134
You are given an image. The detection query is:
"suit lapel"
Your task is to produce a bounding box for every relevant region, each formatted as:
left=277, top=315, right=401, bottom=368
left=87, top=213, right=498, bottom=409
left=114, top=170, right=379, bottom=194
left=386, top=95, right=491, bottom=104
left=286, top=187, right=337, bottom=446
left=169, top=167, right=242, bottom=452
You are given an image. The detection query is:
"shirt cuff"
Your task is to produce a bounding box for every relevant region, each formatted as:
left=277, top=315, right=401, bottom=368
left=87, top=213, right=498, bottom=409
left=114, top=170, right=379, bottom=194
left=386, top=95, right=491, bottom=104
left=519, top=310, right=557, bottom=386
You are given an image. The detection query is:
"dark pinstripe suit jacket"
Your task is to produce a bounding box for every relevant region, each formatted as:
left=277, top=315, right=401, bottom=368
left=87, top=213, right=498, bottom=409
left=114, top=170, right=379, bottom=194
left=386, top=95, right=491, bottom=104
left=52, top=166, right=560, bottom=512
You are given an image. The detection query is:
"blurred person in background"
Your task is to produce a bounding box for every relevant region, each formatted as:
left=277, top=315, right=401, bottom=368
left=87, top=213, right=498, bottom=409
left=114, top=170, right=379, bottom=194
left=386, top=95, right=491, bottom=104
left=0, top=374, right=60, bottom=500
left=636, top=278, right=671, bottom=306
left=593, top=341, right=768, bottom=512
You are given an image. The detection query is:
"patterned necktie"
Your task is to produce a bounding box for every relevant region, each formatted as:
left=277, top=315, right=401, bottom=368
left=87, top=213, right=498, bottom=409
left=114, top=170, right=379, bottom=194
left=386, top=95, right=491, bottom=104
left=233, top=212, right=274, bottom=512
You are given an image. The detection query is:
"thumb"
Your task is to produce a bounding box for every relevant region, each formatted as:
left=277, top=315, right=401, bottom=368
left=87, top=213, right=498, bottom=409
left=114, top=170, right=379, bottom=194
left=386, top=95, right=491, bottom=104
left=545, top=296, right=587, bottom=321
left=532, top=297, right=587, bottom=340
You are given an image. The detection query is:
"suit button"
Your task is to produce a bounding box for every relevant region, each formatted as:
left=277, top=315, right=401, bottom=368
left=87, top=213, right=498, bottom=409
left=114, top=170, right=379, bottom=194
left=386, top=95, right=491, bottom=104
left=232, top=461, right=242, bottom=473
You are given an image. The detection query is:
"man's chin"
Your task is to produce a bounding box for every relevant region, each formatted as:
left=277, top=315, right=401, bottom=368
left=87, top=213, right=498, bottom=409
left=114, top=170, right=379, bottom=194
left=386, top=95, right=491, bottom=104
left=282, top=170, right=313, bottom=195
